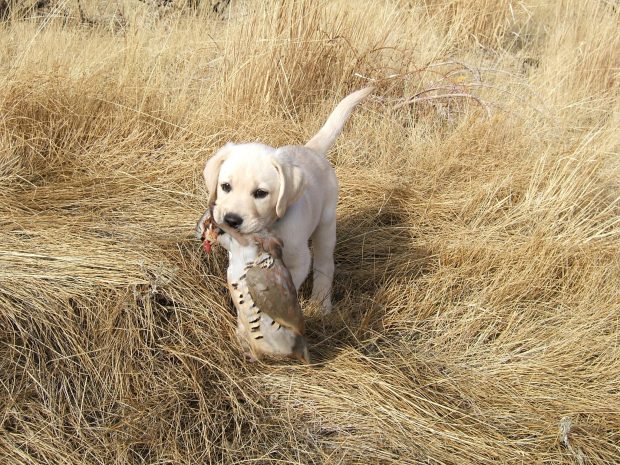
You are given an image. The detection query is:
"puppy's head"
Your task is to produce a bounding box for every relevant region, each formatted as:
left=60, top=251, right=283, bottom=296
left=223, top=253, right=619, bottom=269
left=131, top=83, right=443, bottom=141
left=203, top=143, right=305, bottom=234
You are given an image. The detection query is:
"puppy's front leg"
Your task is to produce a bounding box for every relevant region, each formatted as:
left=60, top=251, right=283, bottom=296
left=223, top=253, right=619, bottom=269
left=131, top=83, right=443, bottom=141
left=283, top=244, right=312, bottom=292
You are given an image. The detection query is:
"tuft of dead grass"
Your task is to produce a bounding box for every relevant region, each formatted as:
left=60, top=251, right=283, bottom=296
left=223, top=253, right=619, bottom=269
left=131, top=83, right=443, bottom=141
left=1, top=0, right=619, bottom=463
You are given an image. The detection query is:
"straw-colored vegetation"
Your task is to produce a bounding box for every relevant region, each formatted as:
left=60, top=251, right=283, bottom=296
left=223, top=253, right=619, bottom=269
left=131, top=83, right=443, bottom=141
left=1, top=0, right=619, bottom=463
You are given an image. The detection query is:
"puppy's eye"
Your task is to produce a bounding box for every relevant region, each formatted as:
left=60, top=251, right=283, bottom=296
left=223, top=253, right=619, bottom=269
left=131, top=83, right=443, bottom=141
left=221, top=183, right=232, bottom=193
left=253, top=189, right=269, bottom=199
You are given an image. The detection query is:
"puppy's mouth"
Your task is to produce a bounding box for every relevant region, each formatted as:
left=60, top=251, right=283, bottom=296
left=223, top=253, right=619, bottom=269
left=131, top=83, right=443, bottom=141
left=238, top=222, right=264, bottom=235
left=216, top=223, right=254, bottom=235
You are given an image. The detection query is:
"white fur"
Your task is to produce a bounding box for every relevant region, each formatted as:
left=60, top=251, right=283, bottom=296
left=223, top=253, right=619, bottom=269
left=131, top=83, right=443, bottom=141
left=216, top=232, right=259, bottom=285
left=203, top=87, right=373, bottom=312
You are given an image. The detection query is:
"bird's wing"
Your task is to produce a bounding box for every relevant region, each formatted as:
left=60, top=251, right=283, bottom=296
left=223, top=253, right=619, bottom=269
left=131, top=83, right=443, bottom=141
left=195, top=209, right=211, bottom=240
left=244, top=261, right=304, bottom=334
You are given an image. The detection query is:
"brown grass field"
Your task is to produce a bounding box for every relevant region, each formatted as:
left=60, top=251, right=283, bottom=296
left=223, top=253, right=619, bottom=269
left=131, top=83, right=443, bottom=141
left=1, top=0, right=619, bottom=463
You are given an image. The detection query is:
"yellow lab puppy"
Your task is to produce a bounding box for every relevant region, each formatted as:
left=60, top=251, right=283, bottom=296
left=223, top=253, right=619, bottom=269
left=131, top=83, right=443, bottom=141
left=203, top=87, right=373, bottom=313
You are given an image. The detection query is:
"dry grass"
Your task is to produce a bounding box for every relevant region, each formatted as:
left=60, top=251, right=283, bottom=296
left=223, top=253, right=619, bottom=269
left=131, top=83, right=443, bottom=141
left=1, top=0, right=619, bottom=463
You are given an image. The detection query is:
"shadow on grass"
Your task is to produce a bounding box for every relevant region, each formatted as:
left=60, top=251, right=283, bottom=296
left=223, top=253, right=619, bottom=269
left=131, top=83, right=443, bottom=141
left=301, top=207, right=435, bottom=364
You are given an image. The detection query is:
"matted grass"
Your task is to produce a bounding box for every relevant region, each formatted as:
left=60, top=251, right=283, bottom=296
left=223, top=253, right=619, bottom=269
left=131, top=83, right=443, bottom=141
left=1, top=1, right=619, bottom=463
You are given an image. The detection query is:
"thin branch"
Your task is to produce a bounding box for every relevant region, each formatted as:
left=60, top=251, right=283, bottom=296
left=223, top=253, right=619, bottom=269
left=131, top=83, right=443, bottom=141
left=393, top=93, right=492, bottom=118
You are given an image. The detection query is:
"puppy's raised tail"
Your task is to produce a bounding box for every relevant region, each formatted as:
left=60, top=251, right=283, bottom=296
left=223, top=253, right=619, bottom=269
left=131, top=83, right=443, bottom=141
left=305, top=87, right=373, bottom=155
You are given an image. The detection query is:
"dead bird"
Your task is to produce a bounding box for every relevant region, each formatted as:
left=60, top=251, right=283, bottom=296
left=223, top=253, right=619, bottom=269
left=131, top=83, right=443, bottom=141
left=196, top=209, right=310, bottom=364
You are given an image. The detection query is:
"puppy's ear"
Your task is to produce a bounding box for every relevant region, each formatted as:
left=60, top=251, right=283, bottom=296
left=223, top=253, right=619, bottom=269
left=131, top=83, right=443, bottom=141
left=271, top=151, right=305, bottom=218
left=203, top=143, right=234, bottom=206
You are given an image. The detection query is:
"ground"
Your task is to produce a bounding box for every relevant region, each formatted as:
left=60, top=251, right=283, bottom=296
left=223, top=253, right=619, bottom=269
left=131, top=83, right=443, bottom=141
left=0, top=1, right=619, bottom=464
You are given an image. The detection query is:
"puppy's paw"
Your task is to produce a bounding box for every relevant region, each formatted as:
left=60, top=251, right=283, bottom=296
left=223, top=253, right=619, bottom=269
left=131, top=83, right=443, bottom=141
left=311, top=289, right=332, bottom=315
left=312, top=298, right=331, bottom=315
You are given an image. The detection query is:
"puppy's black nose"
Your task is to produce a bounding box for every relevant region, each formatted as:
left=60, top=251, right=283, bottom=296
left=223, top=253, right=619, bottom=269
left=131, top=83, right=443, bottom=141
left=224, top=213, right=243, bottom=229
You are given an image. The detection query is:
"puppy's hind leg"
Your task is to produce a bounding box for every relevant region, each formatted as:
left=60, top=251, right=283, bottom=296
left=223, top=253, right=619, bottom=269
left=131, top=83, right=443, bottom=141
left=310, top=215, right=336, bottom=314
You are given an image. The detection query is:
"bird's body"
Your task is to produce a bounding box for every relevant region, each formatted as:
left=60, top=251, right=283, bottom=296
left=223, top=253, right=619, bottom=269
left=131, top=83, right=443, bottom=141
left=196, top=210, right=310, bottom=363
